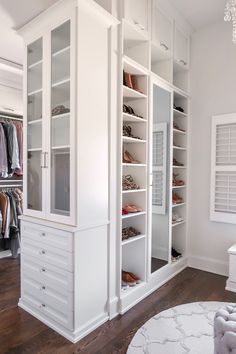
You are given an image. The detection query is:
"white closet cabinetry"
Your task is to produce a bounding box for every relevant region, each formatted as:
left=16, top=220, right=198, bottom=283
left=174, top=25, right=189, bottom=69
left=123, top=0, right=149, bottom=35
left=18, top=0, right=118, bottom=343
left=152, top=6, right=173, bottom=57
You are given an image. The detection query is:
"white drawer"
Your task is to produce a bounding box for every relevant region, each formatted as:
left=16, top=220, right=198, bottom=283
left=229, top=255, right=236, bottom=282
left=22, top=276, right=73, bottom=313
left=22, top=254, right=73, bottom=292
left=22, top=290, right=73, bottom=330
left=22, top=222, right=73, bottom=253
left=22, top=237, right=73, bottom=272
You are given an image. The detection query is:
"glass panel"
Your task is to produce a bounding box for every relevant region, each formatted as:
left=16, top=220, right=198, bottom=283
left=51, top=21, right=70, bottom=216
left=27, top=38, right=43, bottom=212
left=27, top=151, right=42, bottom=211
left=151, top=84, right=170, bottom=273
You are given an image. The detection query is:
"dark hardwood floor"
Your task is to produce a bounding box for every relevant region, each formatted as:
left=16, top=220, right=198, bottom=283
left=1, top=258, right=236, bottom=354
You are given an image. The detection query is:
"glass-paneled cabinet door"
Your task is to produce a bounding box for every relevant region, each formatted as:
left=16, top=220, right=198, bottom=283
left=27, top=38, right=43, bottom=213
left=50, top=21, right=71, bottom=217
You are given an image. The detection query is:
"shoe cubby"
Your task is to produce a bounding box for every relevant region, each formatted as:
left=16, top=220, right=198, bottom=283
left=122, top=237, right=146, bottom=284
left=151, top=50, right=173, bottom=83
left=123, top=142, right=147, bottom=164
left=123, top=98, right=148, bottom=120
left=123, top=122, right=147, bottom=141
left=27, top=38, right=43, bottom=67
left=172, top=223, right=186, bottom=260
left=122, top=191, right=147, bottom=213
left=122, top=166, right=147, bottom=190
left=122, top=213, right=146, bottom=237
left=173, top=65, right=189, bottom=93
left=123, top=20, right=150, bottom=69
left=27, top=62, right=42, bottom=95
left=174, top=92, right=188, bottom=114
left=27, top=91, right=42, bottom=122
left=173, top=150, right=187, bottom=167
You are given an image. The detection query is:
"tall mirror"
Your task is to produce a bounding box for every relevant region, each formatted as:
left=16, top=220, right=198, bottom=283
left=151, top=83, right=171, bottom=273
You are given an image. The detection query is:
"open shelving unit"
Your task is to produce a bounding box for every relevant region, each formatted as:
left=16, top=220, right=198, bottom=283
left=119, top=19, right=149, bottom=298
left=171, top=89, right=189, bottom=261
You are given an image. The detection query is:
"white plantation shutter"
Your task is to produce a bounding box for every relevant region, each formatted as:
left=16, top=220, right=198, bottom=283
left=152, top=122, right=167, bottom=214
left=210, top=114, right=236, bottom=223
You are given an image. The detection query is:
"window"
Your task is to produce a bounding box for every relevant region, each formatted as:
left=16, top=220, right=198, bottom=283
left=210, top=113, right=236, bottom=224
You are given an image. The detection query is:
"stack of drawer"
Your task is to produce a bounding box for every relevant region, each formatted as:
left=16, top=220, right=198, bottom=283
left=21, top=221, right=74, bottom=330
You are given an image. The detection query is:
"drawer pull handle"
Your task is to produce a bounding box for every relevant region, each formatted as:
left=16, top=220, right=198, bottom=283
left=41, top=233, right=46, bottom=237
left=41, top=268, right=46, bottom=272
left=41, top=250, right=46, bottom=255
left=179, top=59, right=187, bottom=66
left=160, top=42, right=169, bottom=51
left=41, top=304, right=46, bottom=308
left=41, top=286, right=46, bottom=290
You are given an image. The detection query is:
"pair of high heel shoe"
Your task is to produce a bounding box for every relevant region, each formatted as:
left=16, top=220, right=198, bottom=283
left=123, top=104, right=143, bottom=119
left=122, top=270, right=141, bottom=287
left=173, top=173, right=185, bottom=186
left=122, top=227, right=141, bottom=241
left=123, top=125, right=141, bottom=140
left=123, top=71, right=142, bottom=93
left=122, top=175, right=140, bottom=191
left=123, top=150, right=140, bottom=164
left=173, top=192, right=184, bottom=204
left=122, top=204, right=143, bottom=215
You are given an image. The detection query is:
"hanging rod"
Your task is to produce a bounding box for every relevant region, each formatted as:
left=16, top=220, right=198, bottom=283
left=0, top=184, right=23, bottom=188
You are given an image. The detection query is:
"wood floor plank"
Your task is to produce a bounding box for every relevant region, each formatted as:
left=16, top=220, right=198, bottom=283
left=0, top=258, right=236, bottom=354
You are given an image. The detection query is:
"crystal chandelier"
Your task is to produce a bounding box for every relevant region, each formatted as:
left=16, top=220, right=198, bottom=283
left=224, top=0, right=236, bottom=43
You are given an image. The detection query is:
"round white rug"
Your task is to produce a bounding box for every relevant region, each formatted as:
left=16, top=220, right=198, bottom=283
left=127, top=302, right=234, bottom=354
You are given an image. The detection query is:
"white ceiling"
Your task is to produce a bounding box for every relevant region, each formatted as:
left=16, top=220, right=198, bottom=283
left=0, top=0, right=58, bottom=65
left=169, top=0, right=226, bottom=30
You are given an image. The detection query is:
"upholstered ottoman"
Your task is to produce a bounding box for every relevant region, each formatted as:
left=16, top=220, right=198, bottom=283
left=214, top=305, right=236, bottom=354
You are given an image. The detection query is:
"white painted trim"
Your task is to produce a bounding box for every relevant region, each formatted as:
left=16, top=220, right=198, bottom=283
left=226, top=279, right=236, bottom=293
left=188, top=254, right=228, bottom=276
left=108, top=296, right=119, bottom=319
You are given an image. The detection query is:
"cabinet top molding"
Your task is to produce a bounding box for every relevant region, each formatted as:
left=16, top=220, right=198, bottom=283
left=17, top=0, right=119, bottom=39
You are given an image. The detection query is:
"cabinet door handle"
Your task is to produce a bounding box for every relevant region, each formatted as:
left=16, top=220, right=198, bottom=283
left=41, top=303, right=46, bottom=308
left=41, top=286, right=46, bottom=290
left=41, top=233, right=46, bottom=237
left=160, top=42, right=169, bottom=51
left=41, top=268, right=46, bottom=272
left=44, top=152, right=48, bottom=168
left=41, top=250, right=46, bottom=255
left=40, top=152, right=45, bottom=168
left=179, top=59, right=187, bottom=66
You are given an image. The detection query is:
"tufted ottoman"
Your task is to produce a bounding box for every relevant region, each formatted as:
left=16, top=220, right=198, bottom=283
left=214, top=305, right=236, bottom=353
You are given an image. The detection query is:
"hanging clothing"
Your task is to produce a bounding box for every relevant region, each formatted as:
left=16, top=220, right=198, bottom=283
left=0, top=189, right=23, bottom=258
left=2, top=122, right=14, bottom=177
left=14, top=122, right=23, bottom=176
left=0, top=124, right=8, bottom=178
left=11, top=124, right=20, bottom=171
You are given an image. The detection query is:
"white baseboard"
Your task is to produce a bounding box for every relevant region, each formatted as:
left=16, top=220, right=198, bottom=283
left=19, top=299, right=109, bottom=343
left=226, top=279, right=236, bottom=293
left=108, top=296, right=119, bottom=319
left=188, top=254, right=228, bottom=276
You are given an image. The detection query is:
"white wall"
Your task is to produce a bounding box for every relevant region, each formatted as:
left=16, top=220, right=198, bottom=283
left=188, top=20, right=236, bottom=276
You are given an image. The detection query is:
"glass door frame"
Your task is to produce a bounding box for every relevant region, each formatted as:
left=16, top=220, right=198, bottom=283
left=45, top=12, right=76, bottom=225
left=147, top=76, right=173, bottom=280
left=24, top=35, right=47, bottom=219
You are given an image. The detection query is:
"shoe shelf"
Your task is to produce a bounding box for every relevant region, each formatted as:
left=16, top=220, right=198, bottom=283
left=122, top=189, right=146, bottom=194
left=172, top=220, right=185, bottom=228
left=122, top=136, right=146, bottom=143
left=122, top=211, right=146, bottom=219
left=121, top=281, right=145, bottom=296
left=52, top=112, right=70, bottom=120
left=28, top=59, right=43, bottom=70
left=172, top=185, right=186, bottom=189
left=28, top=119, right=42, bottom=125
left=122, top=234, right=146, bottom=246
left=172, top=202, right=186, bottom=208
left=173, top=165, right=187, bottom=169
left=122, top=163, right=147, bottom=167
left=123, top=86, right=147, bottom=99
left=123, top=55, right=148, bottom=76
left=173, top=146, right=186, bottom=151
left=123, top=113, right=147, bottom=123
left=173, top=109, right=188, bottom=118
left=173, top=128, right=186, bottom=135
